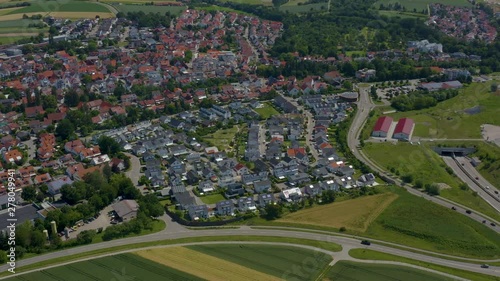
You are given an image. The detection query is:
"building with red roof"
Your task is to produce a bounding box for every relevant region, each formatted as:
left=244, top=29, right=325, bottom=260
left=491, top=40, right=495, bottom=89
left=372, top=116, right=393, bottom=137
left=393, top=118, right=415, bottom=141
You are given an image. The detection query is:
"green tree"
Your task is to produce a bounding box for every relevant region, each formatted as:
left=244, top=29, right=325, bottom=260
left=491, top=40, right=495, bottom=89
left=76, top=230, right=96, bottom=245
left=55, top=119, right=75, bottom=140
left=321, top=190, right=336, bottom=204
left=262, top=204, right=283, bottom=220
left=425, top=183, right=440, bottom=196
left=21, top=186, right=37, bottom=202
left=98, top=135, right=121, bottom=156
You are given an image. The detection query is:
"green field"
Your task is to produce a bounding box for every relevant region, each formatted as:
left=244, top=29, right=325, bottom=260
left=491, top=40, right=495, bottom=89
left=199, top=193, right=225, bottom=204
left=5, top=253, right=204, bottom=281
left=7, top=0, right=110, bottom=14
left=114, top=3, right=186, bottom=15
left=254, top=103, right=280, bottom=119
left=362, top=142, right=500, bottom=221
left=365, top=187, right=500, bottom=259
left=349, top=249, right=500, bottom=281
left=326, top=261, right=454, bottom=281
left=0, top=18, right=43, bottom=27
left=388, top=81, right=500, bottom=139
left=203, top=125, right=239, bottom=151
left=220, top=0, right=267, bottom=5
left=378, top=9, right=428, bottom=19
left=374, top=0, right=472, bottom=12
left=189, top=244, right=333, bottom=280
left=0, top=35, right=29, bottom=44
left=279, top=2, right=327, bottom=13
left=6, top=245, right=333, bottom=281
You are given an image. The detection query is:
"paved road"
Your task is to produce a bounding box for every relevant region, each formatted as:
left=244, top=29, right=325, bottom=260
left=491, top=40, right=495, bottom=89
left=443, top=156, right=500, bottom=212
left=348, top=85, right=500, bottom=232
left=281, top=94, right=319, bottom=161
left=1, top=241, right=469, bottom=281
left=1, top=218, right=498, bottom=277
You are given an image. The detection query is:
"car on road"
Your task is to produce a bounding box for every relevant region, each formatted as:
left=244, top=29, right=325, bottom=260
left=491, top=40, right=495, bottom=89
left=491, top=223, right=496, bottom=227
left=481, top=264, right=489, bottom=268
left=475, top=177, right=479, bottom=180
left=451, top=206, right=456, bottom=210
left=466, top=210, right=472, bottom=214
left=482, top=220, right=486, bottom=223
left=361, top=240, right=371, bottom=245
left=486, top=186, right=490, bottom=189
left=495, top=190, right=499, bottom=194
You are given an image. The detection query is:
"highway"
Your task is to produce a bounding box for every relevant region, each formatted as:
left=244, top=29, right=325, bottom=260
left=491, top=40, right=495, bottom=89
left=442, top=156, right=500, bottom=212
left=0, top=218, right=499, bottom=278
left=347, top=85, right=500, bottom=232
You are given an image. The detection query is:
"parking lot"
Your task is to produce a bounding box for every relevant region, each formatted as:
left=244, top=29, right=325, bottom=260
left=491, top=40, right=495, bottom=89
left=65, top=205, right=115, bottom=239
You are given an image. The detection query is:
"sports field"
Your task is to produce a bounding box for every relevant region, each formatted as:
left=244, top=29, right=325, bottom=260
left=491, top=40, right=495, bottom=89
left=365, top=187, right=500, bottom=259
left=278, top=192, right=398, bottom=232
left=326, top=261, right=454, bottom=281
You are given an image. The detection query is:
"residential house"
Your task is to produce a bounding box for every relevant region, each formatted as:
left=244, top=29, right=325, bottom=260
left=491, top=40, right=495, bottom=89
left=225, top=183, right=245, bottom=198
left=188, top=205, right=209, bottom=220
left=198, top=181, right=215, bottom=193
left=253, top=179, right=271, bottom=193
left=238, top=197, right=257, bottom=212
left=216, top=200, right=235, bottom=216
left=281, top=187, right=303, bottom=202
left=257, top=193, right=275, bottom=208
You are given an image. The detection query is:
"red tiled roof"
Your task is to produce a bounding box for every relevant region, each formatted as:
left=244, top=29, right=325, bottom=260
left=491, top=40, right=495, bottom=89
left=394, top=118, right=414, bottom=135
left=373, top=116, right=393, bottom=133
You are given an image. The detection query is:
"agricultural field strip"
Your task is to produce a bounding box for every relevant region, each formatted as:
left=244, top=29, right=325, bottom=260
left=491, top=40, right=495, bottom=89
left=328, top=261, right=459, bottom=281
left=136, top=247, right=283, bottom=281
left=1, top=230, right=499, bottom=278
left=278, top=193, right=398, bottom=232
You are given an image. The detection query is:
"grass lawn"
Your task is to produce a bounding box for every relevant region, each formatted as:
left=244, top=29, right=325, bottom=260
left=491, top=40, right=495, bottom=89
left=0, top=236, right=342, bottom=277
left=199, top=193, right=225, bottom=204
left=278, top=192, right=398, bottom=232
left=349, top=249, right=497, bottom=281
left=8, top=0, right=111, bottom=14
left=0, top=19, right=41, bottom=27
left=92, top=219, right=165, bottom=243
left=203, top=125, right=239, bottom=151
left=279, top=2, right=327, bottom=13
left=195, top=5, right=251, bottom=14
left=189, top=244, right=333, bottom=280
left=5, top=253, right=203, bottom=281
left=253, top=103, right=280, bottom=119
left=0, top=35, right=31, bottom=44
left=282, top=0, right=309, bottom=6
left=388, top=81, right=500, bottom=139
left=374, top=0, right=471, bottom=12
left=378, top=10, right=428, bottom=19
left=113, top=4, right=186, bottom=15
left=326, top=260, right=454, bottom=281
left=362, top=142, right=500, bottom=221
left=365, top=187, right=500, bottom=259
left=219, top=0, right=265, bottom=5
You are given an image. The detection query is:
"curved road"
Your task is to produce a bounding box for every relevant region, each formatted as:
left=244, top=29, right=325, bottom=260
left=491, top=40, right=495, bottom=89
left=0, top=217, right=498, bottom=278
left=1, top=241, right=468, bottom=281
left=348, top=86, right=500, bottom=232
